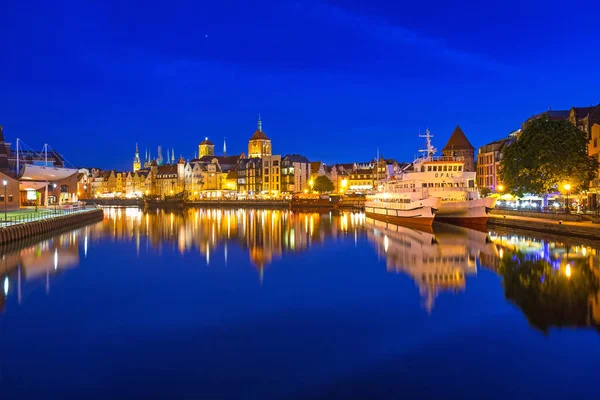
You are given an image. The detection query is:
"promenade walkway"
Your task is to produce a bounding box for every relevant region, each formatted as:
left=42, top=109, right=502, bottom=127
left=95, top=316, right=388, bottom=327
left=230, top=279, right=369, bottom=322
left=488, top=213, right=600, bottom=240
left=0, top=205, right=99, bottom=227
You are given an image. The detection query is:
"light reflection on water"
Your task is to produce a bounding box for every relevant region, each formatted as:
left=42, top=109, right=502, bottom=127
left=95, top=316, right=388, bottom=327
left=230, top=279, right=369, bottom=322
left=1, top=207, right=599, bottom=334
left=2, top=207, right=600, bottom=398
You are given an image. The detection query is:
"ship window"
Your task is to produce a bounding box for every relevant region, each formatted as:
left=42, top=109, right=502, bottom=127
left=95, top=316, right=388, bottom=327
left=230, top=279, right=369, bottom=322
left=443, top=166, right=447, bottom=171
left=422, top=183, right=426, bottom=187
left=421, top=166, right=425, bottom=172
left=435, top=183, right=440, bottom=187
left=458, top=166, right=463, bottom=171
left=427, top=166, right=432, bottom=171
left=433, top=166, right=437, bottom=171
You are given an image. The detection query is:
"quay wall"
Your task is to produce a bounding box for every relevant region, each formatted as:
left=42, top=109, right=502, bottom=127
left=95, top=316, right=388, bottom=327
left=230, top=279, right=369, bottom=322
left=84, top=199, right=143, bottom=207
left=487, top=215, right=600, bottom=241
left=0, top=209, right=103, bottom=246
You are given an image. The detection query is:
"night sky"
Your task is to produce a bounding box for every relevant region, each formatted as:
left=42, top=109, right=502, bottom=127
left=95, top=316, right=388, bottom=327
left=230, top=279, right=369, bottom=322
left=1, top=0, right=599, bottom=170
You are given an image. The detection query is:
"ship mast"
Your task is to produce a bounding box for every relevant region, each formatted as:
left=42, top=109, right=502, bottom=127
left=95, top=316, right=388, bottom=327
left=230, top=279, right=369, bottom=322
left=418, top=129, right=437, bottom=160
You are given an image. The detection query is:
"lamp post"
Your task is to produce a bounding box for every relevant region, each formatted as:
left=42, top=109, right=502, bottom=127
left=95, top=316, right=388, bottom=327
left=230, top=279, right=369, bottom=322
left=564, top=183, right=571, bottom=214
left=2, top=179, right=7, bottom=222
left=53, top=183, right=57, bottom=215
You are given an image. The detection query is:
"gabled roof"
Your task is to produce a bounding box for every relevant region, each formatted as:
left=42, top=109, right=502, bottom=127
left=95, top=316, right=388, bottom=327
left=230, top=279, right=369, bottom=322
left=156, top=164, right=178, bottom=176
left=442, top=125, right=474, bottom=151
left=194, top=155, right=239, bottom=166
left=547, top=110, right=570, bottom=120
left=310, top=161, right=322, bottom=174
left=283, top=154, right=310, bottom=163
left=573, top=106, right=598, bottom=119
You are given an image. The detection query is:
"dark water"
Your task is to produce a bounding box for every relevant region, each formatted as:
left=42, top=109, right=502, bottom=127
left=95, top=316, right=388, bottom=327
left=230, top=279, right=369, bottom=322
left=1, top=208, right=599, bottom=399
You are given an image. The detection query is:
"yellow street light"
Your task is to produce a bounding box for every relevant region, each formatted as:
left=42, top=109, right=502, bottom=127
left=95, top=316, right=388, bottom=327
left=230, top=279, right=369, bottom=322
left=564, top=183, right=572, bottom=214
left=497, top=184, right=504, bottom=192
left=341, top=179, right=348, bottom=188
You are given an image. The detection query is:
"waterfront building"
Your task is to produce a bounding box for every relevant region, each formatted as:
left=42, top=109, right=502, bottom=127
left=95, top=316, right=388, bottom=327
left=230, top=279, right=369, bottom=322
left=567, top=105, right=600, bottom=138
left=133, top=143, right=141, bottom=172
left=588, top=123, right=600, bottom=208
left=237, top=158, right=249, bottom=194
left=262, top=155, right=282, bottom=195
left=198, top=160, right=222, bottom=191
left=224, top=170, right=237, bottom=192
left=476, top=130, right=518, bottom=191
left=348, top=167, right=374, bottom=191
left=248, top=114, right=272, bottom=159
left=151, top=160, right=183, bottom=197
left=0, top=172, right=20, bottom=211
left=77, top=169, right=92, bottom=199
left=198, top=138, right=215, bottom=157
left=245, top=158, right=263, bottom=194
left=441, top=125, right=475, bottom=172
left=281, top=154, right=310, bottom=193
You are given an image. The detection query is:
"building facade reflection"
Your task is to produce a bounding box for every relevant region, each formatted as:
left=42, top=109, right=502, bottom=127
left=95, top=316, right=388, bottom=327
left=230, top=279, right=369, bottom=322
left=96, top=207, right=366, bottom=282
left=1, top=228, right=82, bottom=312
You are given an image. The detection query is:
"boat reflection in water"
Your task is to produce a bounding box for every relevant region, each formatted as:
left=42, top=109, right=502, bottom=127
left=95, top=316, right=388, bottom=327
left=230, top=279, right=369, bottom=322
left=366, top=218, right=498, bottom=312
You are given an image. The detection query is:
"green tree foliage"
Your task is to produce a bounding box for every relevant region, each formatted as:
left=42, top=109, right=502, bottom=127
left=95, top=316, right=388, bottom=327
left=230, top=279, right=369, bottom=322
left=499, top=118, right=599, bottom=196
left=313, top=175, right=334, bottom=193
left=479, top=187, right=491, bottom=197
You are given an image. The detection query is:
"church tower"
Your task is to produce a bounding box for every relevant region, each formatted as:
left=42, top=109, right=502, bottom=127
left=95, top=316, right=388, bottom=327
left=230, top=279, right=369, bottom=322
left=133, top=143, right=141, bottom=172
left=248, top=114, right=272, bottom=158
left=442, top=125, right=475, bottom=172
left=199, top=137, right=215, bottom=158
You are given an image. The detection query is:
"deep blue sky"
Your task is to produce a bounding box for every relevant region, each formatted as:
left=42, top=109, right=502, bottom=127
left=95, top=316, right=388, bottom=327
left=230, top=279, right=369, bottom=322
left=1, top=0, right=599, bottom=170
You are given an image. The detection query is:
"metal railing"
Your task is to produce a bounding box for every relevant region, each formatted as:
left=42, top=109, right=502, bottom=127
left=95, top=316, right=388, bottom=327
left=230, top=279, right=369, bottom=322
left=0, top=205, right=100, bottom=227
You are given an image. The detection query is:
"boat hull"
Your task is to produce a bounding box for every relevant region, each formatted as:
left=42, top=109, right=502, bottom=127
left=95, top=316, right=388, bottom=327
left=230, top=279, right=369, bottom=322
left=435, top=197, right=496, bottom=226
left=365, top=205, right=436, bottom=228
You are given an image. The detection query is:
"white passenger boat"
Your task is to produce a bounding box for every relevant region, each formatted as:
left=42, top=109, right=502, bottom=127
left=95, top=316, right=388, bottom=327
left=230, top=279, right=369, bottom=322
left=365, top=190, right=440, bottom=228
left=383, top=130, right=496, bottom=226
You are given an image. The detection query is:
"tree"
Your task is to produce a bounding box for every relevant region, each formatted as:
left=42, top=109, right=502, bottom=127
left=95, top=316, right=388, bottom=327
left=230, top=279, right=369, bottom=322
left=479, top=187, right=491, bottom=197
left=313, top=175, right=334, bottom=193
left=499, top=118, right=599, bottom=196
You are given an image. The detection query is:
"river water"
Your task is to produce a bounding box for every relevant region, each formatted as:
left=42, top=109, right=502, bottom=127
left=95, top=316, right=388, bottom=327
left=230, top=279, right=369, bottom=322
left=1, top=208, right=599, bottom=399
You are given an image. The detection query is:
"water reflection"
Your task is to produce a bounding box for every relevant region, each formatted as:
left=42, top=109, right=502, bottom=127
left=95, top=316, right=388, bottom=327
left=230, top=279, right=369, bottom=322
left=488, top=230, right=600, bottom=333
left=2, top=207, right=600, bottom=335
left=366, top=219, right=497, bottom=312
left=1, top=228, right=83, bottom=312
left=98, top=208, right=366, bottom=279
